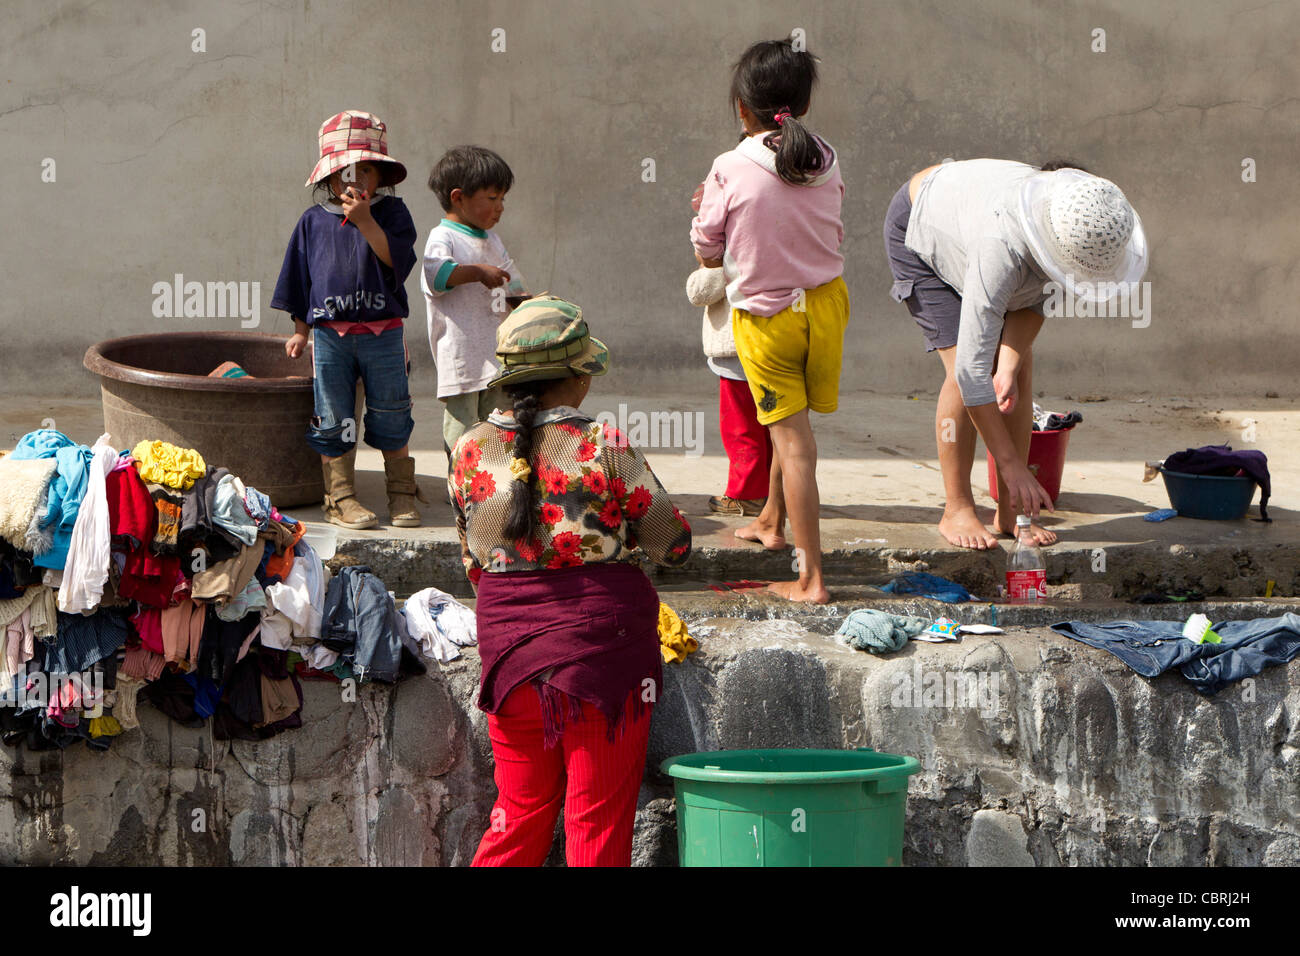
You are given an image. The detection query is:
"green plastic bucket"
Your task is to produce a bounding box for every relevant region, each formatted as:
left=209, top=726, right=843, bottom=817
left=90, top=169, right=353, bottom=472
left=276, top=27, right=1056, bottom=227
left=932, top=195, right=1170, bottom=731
left=660, top=748, right=920, bottom=867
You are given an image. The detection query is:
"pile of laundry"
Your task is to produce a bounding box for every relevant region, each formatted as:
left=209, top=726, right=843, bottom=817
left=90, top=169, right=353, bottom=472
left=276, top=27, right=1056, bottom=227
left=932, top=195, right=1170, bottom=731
left=0, top=429, right=471, bottom=753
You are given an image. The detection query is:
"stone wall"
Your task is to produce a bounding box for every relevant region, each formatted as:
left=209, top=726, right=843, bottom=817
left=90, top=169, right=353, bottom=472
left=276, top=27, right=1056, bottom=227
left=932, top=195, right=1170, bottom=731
left=4, top=606, right=1296, bottom=866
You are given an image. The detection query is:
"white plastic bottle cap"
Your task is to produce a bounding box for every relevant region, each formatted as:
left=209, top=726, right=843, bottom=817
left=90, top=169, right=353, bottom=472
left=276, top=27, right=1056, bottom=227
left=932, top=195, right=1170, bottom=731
left=1016, top=515, right=1031, bottom=526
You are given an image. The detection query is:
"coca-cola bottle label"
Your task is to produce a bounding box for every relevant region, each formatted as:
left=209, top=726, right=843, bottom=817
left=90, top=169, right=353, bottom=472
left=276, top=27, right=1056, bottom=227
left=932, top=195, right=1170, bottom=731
left=1007, top=569, right=1046, bottom=602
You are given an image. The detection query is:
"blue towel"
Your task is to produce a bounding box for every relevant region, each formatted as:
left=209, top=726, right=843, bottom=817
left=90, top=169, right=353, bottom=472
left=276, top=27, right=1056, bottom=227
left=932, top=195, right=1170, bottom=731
left=881, top=572, right=973, bottom=603
left=9, top=429, right=94, bottom=570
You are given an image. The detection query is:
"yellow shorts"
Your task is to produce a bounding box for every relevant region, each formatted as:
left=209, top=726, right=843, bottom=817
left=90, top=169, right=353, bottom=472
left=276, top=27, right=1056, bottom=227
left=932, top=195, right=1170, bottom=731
left=731, top=276, right=850, bottom=425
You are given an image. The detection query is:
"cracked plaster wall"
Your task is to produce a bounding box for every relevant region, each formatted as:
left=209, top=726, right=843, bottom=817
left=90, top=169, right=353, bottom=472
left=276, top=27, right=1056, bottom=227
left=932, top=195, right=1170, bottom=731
left=1, top=0, right=1296, bottom=397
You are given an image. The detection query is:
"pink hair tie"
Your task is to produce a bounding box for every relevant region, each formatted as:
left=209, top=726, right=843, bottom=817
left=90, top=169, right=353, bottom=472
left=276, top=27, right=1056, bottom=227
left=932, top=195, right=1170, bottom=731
left=773, top=110, right=793, bottom=126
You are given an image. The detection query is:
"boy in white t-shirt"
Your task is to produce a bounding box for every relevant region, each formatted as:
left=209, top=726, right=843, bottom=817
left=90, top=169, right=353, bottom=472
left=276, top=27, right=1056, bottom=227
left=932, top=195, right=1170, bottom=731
left=421, top=145, right=528, bottom=455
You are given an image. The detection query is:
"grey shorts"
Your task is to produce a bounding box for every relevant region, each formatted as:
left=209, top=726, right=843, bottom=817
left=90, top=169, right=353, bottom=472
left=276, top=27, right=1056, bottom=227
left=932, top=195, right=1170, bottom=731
left=883, top=181, right=961, bottom=351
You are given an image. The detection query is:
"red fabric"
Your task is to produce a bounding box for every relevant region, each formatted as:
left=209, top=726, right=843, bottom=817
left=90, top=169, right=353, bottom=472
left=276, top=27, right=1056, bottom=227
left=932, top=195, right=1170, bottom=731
left=719, top=376, right=772, bottom=500
left=130, top=606, right=164, bottom=655
left=108, top=464, right=184, bottom=607
left=106, top=466, right=155, bottom=548
left=471, top=684, right=652, bottom=867
left=318, top=317, right=403, bottom=336
left=119, top=552, right=183, bottom=608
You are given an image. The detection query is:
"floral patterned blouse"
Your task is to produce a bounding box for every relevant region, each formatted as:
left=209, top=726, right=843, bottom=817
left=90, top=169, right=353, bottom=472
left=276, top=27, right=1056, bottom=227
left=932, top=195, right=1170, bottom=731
left=449, top=405, right=692, bottom=584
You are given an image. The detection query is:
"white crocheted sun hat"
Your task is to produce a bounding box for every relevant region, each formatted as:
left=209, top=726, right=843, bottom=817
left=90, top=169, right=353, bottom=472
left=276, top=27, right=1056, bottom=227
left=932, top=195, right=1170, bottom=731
left=1018, top=168, right=1148, bottom=303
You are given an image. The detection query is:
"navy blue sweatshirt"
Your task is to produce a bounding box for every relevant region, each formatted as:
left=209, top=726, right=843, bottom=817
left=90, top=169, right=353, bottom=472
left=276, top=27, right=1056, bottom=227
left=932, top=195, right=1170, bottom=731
left=271, top=195, right=418, bottom=326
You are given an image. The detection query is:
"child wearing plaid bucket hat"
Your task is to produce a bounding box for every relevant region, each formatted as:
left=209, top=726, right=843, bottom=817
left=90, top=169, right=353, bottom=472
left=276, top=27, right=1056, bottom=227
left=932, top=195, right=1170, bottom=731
left=272, top=109, right=425, bottom=530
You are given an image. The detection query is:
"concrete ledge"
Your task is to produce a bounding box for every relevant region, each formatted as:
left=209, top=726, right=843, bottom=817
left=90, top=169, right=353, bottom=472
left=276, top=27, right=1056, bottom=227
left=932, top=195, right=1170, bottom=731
left=330, top=535, right=1300, bottom=604
left=4, top=600, right=1296, bottom=866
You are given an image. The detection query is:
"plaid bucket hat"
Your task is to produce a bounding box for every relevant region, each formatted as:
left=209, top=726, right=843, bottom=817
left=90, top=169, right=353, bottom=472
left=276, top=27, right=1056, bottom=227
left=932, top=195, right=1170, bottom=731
left=305, top=110, right=408, bottom=188
left=486, top=295, right=610, bottom=388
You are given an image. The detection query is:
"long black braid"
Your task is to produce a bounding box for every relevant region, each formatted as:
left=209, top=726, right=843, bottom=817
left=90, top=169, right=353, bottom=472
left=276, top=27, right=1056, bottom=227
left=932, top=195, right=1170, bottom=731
left=502, top=381, right=547, bottom=543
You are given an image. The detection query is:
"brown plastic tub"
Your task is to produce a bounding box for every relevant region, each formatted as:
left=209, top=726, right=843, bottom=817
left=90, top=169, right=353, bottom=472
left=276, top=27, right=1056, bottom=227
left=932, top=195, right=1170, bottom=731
left=84, top=332, right=323, bottom=507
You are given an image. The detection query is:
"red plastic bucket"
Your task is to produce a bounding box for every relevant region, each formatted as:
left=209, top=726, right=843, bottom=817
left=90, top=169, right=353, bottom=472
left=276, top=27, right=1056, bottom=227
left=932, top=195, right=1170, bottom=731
left=987, top=428, right=1072, bottom=505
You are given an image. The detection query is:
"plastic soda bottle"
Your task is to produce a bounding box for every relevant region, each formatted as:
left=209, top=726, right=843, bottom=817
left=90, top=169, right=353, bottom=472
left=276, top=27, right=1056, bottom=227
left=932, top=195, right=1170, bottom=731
left=1006, top=515, right=1045, bottom=603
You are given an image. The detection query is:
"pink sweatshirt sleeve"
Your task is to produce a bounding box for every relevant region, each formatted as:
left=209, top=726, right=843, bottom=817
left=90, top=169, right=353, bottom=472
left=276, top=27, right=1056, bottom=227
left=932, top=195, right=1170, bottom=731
left=690, top=161, right=728, bottom=259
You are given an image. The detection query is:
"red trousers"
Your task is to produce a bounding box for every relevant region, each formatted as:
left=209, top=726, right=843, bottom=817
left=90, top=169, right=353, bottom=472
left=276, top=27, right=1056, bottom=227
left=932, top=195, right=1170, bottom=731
left=719, top=376, right=772, bottom=500
left=471, top=684, right=652, bottom=867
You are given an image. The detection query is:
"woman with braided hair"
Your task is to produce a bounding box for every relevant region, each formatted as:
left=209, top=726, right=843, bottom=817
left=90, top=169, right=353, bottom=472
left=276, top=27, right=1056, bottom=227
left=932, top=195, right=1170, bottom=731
left=448, top=295, right=691, bottom=867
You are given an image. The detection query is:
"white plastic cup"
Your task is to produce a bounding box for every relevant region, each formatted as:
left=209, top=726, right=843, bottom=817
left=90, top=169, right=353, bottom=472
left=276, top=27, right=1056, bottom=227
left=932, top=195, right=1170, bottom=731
left=302, top=524, right=338, bottom=561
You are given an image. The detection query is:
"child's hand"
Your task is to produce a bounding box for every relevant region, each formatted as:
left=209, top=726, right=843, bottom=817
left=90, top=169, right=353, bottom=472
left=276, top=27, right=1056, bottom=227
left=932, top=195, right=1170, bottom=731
left=695, top=251, right=723, bottom=269
left=339, top=186, right=373, bottom=225
left=285, top=332, right=308, bottom=359
left=476, top=265, right=511, bottom=289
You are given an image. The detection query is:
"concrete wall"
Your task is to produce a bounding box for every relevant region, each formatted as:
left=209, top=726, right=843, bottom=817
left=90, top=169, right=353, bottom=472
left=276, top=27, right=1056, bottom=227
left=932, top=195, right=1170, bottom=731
left=3, top=0, right=1297, bottom=401
left=5, top=611, right=1297, bottom=866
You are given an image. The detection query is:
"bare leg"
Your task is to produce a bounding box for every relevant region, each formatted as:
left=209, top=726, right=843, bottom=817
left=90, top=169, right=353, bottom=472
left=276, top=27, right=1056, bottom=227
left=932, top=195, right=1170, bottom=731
left=935, top=347, right=999, bottom=549
left=764, top=409, right=830, bottom=604
left=735, top=432, right=788, bottom=550
left=991, top=310, right=1056, bottom=545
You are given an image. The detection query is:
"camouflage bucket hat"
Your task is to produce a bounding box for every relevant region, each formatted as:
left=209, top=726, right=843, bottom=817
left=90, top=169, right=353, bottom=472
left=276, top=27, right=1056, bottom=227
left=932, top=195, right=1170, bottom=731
left=486, top=295, right=610, bottom=388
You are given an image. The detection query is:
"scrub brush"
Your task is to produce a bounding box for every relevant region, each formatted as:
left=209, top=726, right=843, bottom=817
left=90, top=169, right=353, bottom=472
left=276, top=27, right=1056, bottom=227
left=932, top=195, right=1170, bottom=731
left=1182, top=613, right=1222, bottom=645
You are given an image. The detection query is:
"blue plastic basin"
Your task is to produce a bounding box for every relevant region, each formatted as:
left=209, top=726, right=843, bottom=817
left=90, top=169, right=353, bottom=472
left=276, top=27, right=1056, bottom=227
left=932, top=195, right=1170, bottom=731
left=1159, top=467, right=1257, bottom=520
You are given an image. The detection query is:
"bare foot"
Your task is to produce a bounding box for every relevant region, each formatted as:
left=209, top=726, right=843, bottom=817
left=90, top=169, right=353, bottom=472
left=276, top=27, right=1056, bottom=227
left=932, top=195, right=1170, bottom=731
left=766, top=579, right=831, bottom=604
left=996, top=509, right=1058, bottom=545
left=938, top=509, right=999, bottom=550
left=735, top=519, right=787, bottom=551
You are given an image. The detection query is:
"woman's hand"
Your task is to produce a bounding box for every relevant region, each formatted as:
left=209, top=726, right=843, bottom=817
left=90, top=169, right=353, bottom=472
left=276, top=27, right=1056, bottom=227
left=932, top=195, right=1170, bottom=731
left=999, top=460, right=1054, bottom=517
left=285, top=331, right=308, bottom=359
left=993, top=367, right=1019, bottom=414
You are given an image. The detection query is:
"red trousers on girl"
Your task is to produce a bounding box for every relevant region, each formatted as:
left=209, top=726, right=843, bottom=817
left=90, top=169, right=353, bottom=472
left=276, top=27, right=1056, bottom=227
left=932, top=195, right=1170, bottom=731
left=471, top=685, right=653, bottom=867
left=719, top=376, right=772, bottom=501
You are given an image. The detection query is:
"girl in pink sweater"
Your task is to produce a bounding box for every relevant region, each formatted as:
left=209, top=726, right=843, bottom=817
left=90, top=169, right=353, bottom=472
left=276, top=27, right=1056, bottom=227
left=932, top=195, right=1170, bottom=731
left=690, top=38, right=848, bottom=604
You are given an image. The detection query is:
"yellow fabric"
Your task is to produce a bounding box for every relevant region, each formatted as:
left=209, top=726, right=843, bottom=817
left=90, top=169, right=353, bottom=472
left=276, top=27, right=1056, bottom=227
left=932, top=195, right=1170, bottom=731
left=508, top=457, right=532, bottom=483
left=88, top=715, right=123, bottom=738
left=658, top=602, right=698, bottom=664
left=731, top=275, right=850, bottom=426
left=131, top=440, right=207, bottom=490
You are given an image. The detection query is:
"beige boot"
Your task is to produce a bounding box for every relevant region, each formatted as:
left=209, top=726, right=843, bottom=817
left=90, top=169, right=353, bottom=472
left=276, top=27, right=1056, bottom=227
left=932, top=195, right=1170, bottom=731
left=384, top=456, right=427, bottom=528
left=322, top=450, right=378, bottom=530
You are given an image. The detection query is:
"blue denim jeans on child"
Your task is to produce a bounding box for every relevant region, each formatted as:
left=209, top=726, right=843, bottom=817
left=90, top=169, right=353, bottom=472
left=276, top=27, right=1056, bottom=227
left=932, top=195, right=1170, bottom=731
left=309, top=325, right=414, bottom=458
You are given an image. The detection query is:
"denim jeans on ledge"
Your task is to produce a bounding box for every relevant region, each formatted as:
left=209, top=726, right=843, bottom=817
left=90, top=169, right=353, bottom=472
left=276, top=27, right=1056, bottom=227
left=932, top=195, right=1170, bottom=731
left=1051, top=612, right=1300, bottom=695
